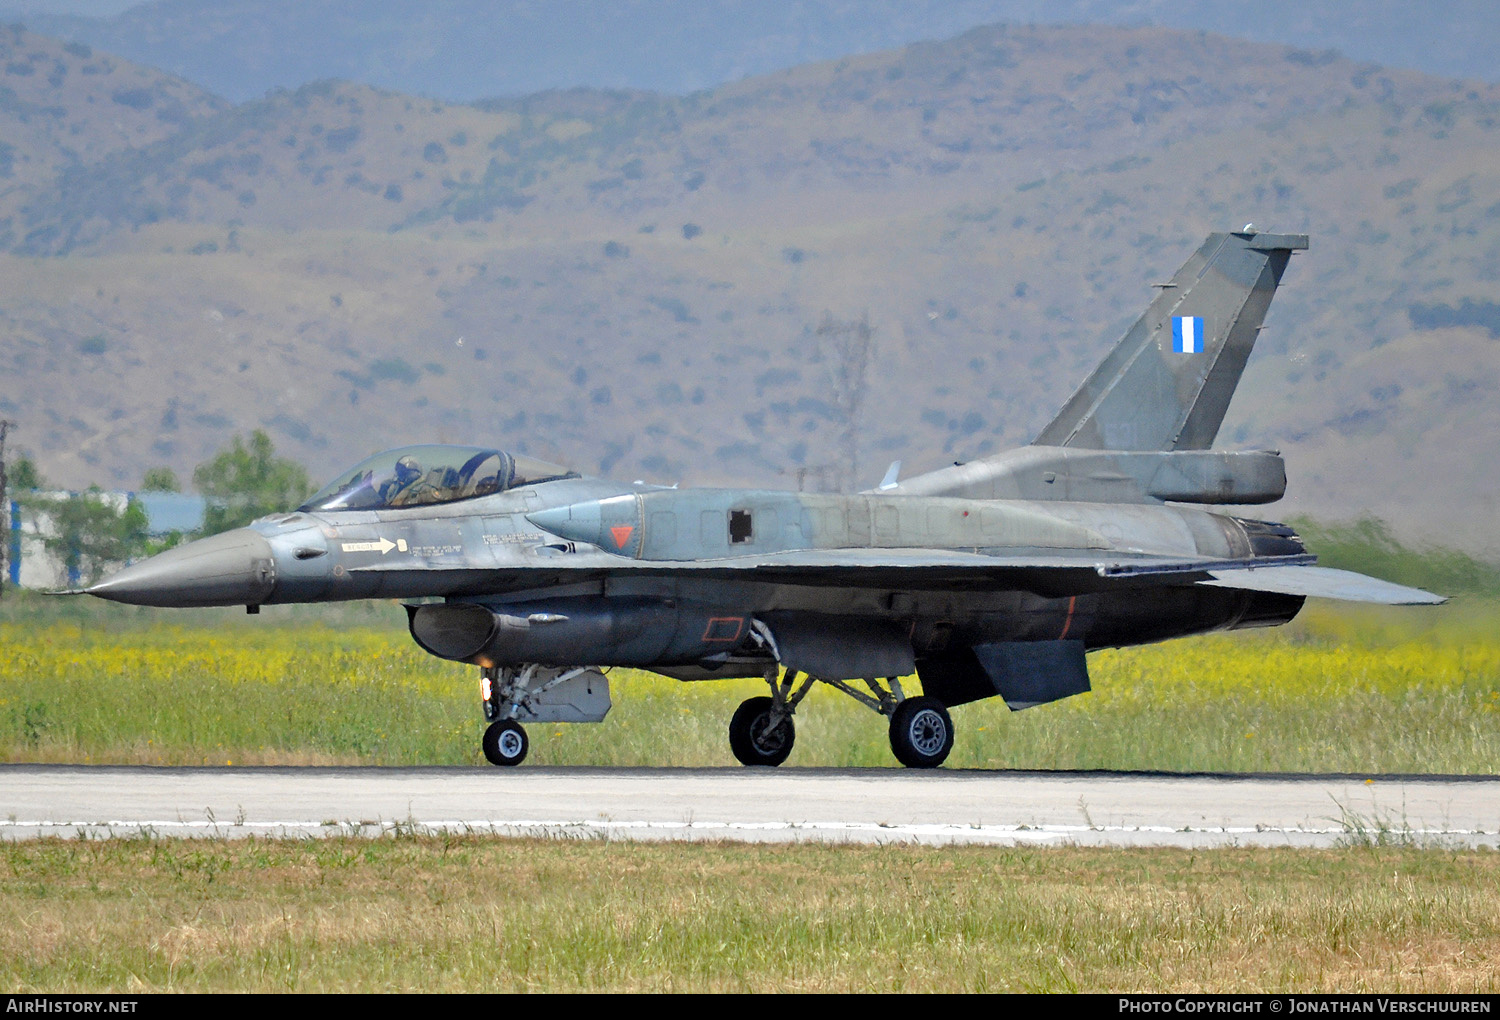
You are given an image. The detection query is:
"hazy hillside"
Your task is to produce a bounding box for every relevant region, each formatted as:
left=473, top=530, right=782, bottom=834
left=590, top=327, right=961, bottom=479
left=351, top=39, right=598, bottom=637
left=0, top=24, right=224, bottom=243
left=16, top=24, right=1459, bottom=251
left=1, top=22, right=1496, bottom=556
left=7, top=0, right=1499, bottom=103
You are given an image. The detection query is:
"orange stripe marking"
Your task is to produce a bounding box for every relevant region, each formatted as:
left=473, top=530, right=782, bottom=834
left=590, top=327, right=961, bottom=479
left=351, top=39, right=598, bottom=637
left=1059, top=595, right=1078, bottom=640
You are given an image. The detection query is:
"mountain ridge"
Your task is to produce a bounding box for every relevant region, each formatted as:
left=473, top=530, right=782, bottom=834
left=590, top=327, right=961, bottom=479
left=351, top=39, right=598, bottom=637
left=7, top=0, right=1499, bottom=103
left=1, top=21, right=1496, bottom=557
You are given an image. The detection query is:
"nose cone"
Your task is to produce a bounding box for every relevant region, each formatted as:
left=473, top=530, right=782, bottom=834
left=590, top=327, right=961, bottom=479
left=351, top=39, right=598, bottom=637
left=87, top=528, right=276, bottom=607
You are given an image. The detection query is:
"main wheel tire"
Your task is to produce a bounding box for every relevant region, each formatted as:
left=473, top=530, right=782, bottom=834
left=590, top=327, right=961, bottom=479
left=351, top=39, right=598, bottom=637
left=482, top=719, right=529, bottom=766
left=728, top=696, right=795, bottom=767
left=888, top=696, right=954, bottom=769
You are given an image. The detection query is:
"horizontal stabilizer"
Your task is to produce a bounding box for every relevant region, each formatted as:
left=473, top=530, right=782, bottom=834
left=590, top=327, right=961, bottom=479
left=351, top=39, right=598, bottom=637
left=1198, top=565, right=1446, bottom=605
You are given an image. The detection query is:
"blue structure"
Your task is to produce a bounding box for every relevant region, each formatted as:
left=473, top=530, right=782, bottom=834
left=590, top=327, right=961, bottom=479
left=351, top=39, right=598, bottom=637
left=6, top=491, right=206, bottom=588
left=7, top=500, right=18, bottom=586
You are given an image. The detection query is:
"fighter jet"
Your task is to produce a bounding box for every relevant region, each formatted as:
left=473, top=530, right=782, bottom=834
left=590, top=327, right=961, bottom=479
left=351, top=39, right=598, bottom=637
left=86, top=228, right=1443, bottom=768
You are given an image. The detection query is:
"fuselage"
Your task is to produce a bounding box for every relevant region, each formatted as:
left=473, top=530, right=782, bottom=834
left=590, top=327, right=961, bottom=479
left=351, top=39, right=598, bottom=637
left=88, top=470, right=1305, bottom=676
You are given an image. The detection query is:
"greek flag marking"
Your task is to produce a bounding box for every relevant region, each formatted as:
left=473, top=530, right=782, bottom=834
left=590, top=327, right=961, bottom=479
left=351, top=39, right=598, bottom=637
left=1172, top=316, right=1204, bottom=354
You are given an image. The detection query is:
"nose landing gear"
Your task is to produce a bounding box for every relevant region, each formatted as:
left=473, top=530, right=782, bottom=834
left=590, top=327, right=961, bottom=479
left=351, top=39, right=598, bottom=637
left=476, top=663, right=611, bottom=766
left=482, top=718, right=529, bottom=766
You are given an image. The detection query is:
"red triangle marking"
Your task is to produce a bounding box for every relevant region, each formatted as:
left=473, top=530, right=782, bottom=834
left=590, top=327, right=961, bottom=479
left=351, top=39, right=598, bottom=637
left=610, top=525, right=635, bottom=549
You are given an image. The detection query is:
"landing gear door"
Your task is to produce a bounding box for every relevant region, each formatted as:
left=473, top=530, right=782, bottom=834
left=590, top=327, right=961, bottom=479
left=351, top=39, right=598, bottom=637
left=514, top=668, right=612, bottom=723
left=974, top=640, right=1090, bottom=710
left=758, top=612, right=915, bottom=681
left=919, top=640, right=1089, bottom=710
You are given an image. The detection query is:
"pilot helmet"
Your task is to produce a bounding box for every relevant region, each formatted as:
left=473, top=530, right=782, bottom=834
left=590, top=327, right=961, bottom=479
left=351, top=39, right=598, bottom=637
left=394, top=455, right=422, bottom=484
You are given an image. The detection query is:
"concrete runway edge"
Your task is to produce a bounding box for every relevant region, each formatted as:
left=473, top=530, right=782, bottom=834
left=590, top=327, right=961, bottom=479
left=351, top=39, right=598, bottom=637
left=3, top=765, right=1498, bottom=848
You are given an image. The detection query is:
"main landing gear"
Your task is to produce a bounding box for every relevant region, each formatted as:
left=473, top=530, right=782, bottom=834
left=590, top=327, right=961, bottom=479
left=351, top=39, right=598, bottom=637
left=728, top=695, right=797, bottom=767
left=888, top=696, right=955, bottom=769
left=728, top=666, right=955, bottom=769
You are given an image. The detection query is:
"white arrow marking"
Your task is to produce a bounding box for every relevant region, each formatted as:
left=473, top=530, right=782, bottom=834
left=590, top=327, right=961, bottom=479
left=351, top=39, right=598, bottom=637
left=340, top=537, right=397, bottom=555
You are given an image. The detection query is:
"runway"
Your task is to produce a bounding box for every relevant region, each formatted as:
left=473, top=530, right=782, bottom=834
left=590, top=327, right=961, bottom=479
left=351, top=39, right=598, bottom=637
left=3, top=765, right=1497, bottom=848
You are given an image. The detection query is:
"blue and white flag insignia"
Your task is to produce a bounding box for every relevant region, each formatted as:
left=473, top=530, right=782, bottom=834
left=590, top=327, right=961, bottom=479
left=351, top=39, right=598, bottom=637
left=1172, top=316, right=1205, bottom=354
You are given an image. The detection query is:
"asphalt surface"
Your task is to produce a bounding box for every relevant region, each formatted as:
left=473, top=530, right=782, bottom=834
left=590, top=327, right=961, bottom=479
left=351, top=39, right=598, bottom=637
left=3, top=765, right=1497, bottom=847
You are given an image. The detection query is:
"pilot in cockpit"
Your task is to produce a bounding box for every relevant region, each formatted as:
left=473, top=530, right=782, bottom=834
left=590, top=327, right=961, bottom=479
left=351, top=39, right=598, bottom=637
left=380, top=455, right=429, bottom=506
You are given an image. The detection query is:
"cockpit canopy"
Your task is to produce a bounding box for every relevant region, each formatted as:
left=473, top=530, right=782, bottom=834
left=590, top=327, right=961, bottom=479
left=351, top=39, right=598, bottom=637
left=299, top=445, right=577, bottom=512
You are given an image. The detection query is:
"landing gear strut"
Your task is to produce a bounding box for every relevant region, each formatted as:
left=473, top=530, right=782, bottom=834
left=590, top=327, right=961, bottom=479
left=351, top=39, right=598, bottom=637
left=814, top=673, right=952, bottom=769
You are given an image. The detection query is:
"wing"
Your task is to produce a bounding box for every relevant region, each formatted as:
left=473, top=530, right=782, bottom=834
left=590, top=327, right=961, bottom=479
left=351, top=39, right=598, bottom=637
left=661, top=549, right=1446, bottom=603
left=347, top=545, right=1167, bottom=597
left=350, top=546, right=1440, bottom=603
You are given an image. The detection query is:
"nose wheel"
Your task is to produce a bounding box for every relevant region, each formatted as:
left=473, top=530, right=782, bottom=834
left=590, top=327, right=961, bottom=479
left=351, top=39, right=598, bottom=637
left=482, top=719, right=529, bottom=766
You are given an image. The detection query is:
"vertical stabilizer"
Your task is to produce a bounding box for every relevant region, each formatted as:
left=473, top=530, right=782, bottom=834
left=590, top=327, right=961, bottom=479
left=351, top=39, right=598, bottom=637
left=1033, top=230, right=1307, bottom=451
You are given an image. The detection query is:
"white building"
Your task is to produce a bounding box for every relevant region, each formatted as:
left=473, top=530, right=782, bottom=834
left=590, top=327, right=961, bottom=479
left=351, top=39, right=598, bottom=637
left=6, top=491, right=205, bottom=589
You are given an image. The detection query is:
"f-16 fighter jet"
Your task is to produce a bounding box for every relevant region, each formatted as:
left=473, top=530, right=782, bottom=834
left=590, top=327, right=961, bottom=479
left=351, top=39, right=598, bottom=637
left=87, top=229, right=1443, bottom=768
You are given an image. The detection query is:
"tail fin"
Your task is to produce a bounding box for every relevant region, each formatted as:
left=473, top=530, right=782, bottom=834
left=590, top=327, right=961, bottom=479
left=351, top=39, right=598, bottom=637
left=1033, top=230, right=1307, bottom=451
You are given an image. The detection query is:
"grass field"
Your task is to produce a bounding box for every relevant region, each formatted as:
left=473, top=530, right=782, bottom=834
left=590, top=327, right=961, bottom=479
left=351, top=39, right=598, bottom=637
left=0, top=836, right=1496, bottom=992
left=0, top=595, right=1495, bottom=772
left=1, top=597, right=1496, bottom=993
